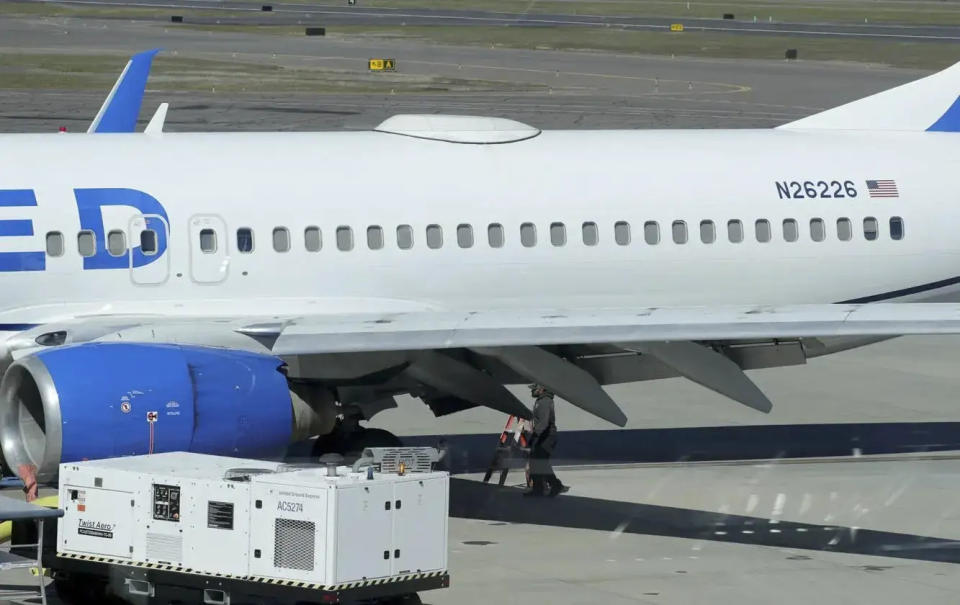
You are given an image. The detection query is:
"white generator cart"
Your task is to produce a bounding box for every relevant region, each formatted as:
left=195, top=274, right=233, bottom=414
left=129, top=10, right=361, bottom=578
left=48, top=451, right=450, bottom=604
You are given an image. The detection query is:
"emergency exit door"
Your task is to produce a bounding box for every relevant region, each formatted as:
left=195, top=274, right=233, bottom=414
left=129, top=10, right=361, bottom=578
left=188, top=214, right=229, bottom=283
left=129, top=213, right=169, bottom=285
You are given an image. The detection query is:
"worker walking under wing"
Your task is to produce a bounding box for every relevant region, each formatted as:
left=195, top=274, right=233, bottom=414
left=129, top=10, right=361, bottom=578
left=524, top=384, right=567, bottom=497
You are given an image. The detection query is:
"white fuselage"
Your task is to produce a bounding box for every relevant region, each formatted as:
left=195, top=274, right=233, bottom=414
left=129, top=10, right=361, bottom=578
left=0, top=129, right=956, bottom=329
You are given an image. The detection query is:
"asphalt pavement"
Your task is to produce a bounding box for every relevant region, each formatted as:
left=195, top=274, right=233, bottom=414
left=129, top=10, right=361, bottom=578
left=15, top=0, right=960, bottom=41
left=0, top=15, right=926, bottom=132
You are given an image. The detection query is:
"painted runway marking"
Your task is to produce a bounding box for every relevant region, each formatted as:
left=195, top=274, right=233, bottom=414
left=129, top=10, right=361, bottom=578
left=800, top=493, right=813, bottom=515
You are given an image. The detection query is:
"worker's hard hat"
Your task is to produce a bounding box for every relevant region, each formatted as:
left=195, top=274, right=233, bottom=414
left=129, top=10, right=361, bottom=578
left=528, top=384, right=552, bottom=396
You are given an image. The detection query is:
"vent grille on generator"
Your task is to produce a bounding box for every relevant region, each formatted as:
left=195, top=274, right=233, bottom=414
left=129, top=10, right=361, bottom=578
left=273, top=518, right=315, bottom=571
left=378, top=448, right=434, bottom=474
left=146, top=533, right=183, bottom=564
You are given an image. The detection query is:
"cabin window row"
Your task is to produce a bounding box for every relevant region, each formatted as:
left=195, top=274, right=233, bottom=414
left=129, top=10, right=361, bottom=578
left=44, top=229, right=160, bottom=258
left=41, top=217, right=906, bottom=258
left=232, top=217, right=905, bottom=253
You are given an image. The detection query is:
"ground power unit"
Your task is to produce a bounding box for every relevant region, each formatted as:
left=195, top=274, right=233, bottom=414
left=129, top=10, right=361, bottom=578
left=54, top=451, right=449, bottom=603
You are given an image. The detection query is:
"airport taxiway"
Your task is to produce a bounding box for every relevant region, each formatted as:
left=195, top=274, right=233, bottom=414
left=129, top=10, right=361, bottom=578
left=21, top=0, right=960, bottom=41
left=0, top=15, right=927, bottom=132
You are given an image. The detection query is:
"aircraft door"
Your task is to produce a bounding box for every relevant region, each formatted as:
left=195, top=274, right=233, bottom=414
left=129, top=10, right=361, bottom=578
left=128, top=213, right=170, bottom=285
left=188, top=214, right=229, bottom=283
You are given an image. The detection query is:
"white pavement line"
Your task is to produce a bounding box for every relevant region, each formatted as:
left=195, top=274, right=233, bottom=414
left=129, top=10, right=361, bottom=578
left=771, top=492, right=786, bottom=524
left=609, top=519, right=629, bottom=540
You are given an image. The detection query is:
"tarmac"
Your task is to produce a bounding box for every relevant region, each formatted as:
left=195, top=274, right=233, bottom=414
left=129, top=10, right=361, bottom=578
left=439, top=454, right=960, bottom=604
left=21, top=0, right=960, bottom=41
left=0, top=16, right=928, bottom=132
left=3, top=453, right=960, bottom=604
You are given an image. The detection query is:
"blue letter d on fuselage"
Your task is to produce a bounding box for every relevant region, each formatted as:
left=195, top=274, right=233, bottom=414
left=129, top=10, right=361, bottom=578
left=74, top=188, right=169, bottom=270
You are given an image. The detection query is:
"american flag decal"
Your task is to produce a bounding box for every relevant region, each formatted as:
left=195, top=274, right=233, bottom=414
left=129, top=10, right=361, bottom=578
left=866, top=179, right=899, bottom=198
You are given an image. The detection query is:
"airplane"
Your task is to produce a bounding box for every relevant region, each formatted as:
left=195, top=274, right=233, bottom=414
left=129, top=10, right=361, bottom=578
left=3, top=51, right=960, bottom=482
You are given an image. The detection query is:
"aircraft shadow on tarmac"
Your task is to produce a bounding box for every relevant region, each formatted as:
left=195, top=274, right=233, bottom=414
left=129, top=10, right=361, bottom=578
left=405, top=422, right=960, bottom=474
left=448, top=479, right=960, bottom=564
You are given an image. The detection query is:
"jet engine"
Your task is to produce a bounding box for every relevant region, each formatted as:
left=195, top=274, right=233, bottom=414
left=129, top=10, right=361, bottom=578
left=0, top=343, right=336, bottom=480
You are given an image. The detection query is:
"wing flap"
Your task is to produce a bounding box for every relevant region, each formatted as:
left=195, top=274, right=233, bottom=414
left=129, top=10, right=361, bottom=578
left=624, top=341, right=772, bottom=413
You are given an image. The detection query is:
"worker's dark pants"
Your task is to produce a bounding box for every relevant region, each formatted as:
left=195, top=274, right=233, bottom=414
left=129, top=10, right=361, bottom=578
left=529, top=437, right=563, bottom=495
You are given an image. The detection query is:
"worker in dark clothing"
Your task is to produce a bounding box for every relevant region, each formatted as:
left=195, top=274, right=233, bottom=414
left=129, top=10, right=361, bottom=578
left=524, top=384, right=566, bottom=497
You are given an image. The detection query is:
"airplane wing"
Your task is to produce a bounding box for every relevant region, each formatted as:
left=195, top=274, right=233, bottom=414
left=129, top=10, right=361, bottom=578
left=7, top=302, right=960, bottom=428
left=260, top=303, right=960, bottom=355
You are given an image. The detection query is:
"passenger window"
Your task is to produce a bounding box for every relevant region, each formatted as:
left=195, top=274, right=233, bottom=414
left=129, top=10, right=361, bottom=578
left=304, top=226, right=321, bottom=252
left=520, top=222, right=537, bottom=248
left=426, top=224, right=443, bottom=249
left=336, top=226, right=353, bottom=251
left=755, top=219, right=771, bottom=243
left=200, top=228, right=217, bottom=254
left=457, top=224, right=474, bottom=248
left=890, top=216, right=904, bottom=240
left=488, top=223, right=504, bottom=248
left=45, top=231, right=64, bottom=257
left=727, top=220, right=743, bottom=243
left=783, top=219, right=798, bottom=242
left=582, top=222, right=598, bottom=246
left=864, top=217, right=878, bottom=241
left=106, top=230, right=126, bottom=257
left=837, top=218, right=852, bottom=241
left=367, top=225, right=384, bottom=250
left=810, top=218, right=826, bottom=242
left=672, top=221, right=687, bottom=244
left=140, top=229, right=158, bottom=255
left=237, top=228, right=254, bottom=253
left=272, top=227, right=290, bottom=252
left=700, top=220, right=715, bottom=244
left=644, top=221, right=659, bottom=245
left=77, top=230, right=96, bottom=257
left=614, top=221, right=630, bottom=246
left=550, top=222, right=566, bottom=246
left=397, top=225, right=413, bottom=249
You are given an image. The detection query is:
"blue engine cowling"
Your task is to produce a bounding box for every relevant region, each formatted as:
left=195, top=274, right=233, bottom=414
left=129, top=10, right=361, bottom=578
left=0, top=343, right=298, bottom=480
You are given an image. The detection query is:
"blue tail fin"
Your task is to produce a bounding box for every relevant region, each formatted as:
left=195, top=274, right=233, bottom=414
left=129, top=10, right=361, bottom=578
left=88, top=49, right=160, bottom=133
